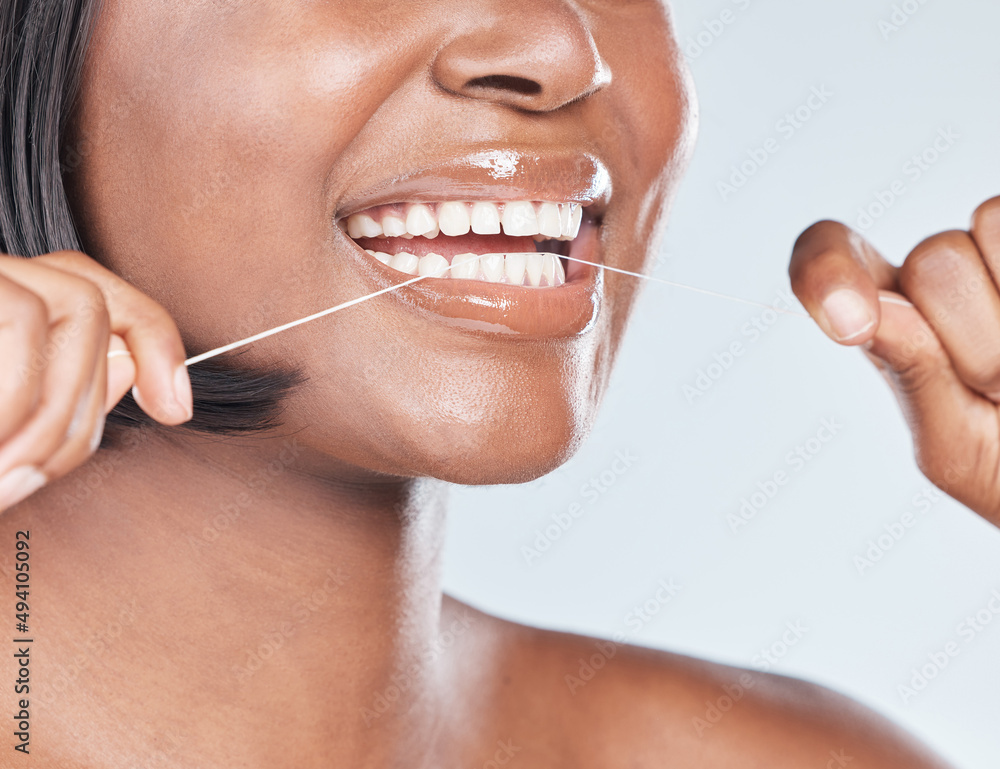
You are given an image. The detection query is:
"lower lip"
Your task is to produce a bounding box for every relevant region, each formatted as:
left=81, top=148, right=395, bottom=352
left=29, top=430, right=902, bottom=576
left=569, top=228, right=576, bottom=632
left=341, top=221, right=603, bottom=338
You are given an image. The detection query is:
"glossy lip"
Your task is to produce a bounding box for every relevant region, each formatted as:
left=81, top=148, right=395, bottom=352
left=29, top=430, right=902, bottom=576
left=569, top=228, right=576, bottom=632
left=340, top=218, right=603, bottom=338
left=334, top=150, right=611, bottom=221
left=331, top=150, right=608, bottom=338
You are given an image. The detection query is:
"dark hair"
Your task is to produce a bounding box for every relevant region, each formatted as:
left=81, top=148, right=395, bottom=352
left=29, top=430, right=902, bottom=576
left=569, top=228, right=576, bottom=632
left=0, top=0, right=306, bottom=443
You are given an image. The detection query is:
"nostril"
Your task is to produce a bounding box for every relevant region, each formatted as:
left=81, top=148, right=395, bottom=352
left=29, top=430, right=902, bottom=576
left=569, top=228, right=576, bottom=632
left=465, top=74, right=542, bottom=96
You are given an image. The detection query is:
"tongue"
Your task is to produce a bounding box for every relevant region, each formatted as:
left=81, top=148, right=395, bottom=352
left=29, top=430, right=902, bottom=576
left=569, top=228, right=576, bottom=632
left=354, top=233, right=538, bottom=261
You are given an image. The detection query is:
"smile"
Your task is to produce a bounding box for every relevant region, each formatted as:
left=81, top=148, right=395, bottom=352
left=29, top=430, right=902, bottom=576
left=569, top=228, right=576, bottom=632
left=331, top=152, right=609, bottom=337
left=338, top=200, right=586, bottom=288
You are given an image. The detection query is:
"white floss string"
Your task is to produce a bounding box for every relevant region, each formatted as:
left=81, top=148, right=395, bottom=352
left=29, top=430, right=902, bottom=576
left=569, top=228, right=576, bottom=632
left=104, top=255, right=915, bottom=366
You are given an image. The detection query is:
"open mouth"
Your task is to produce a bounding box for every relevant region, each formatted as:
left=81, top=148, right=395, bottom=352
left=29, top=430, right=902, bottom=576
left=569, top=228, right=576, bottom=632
left=337, top=200, right=588, bottom=288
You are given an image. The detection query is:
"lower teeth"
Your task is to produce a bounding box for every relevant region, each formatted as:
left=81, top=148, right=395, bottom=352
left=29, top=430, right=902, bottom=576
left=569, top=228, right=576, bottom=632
left=364, top=250, right=566, bottom=287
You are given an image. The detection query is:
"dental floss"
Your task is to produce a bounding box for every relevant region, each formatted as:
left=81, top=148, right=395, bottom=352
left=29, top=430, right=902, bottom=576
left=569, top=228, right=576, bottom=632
left=101, top=256, right=915, bottom=367
left=183, top=267, right=450, bottom=366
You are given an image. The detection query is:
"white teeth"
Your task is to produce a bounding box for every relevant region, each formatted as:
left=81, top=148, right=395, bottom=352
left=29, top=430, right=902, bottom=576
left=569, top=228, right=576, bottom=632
left=382, top=214, right=407, bottom=238
left=343, top=200, right=585, bottom=242
left=365, top=248, right=393, bottom=267
left=418, top=253, right=449, bottom=277
left=345, top=200, right=583, bottom=287
left=504, top=252, right=527, bottom=285
left=480, top=253, right=505, bottom=283
left=450, top=253, right=480, bottom=280
left=567, top=204, right=582, bottom=239
left=501, top=201, right=538, bottom=237
left=541, top=253, right=557, bottom=286
left=537, top=203, right=563, bottom=238
left=437, top=202, right=471, bottom=237
left=470, top=202, right=502, bottom=235
left=390, top=252, right=419, bottom=275
left=364, top=248, right=567, bottom=287
left=348, top=213, right=382, bottom=239
left=553, top=254, right=566, bottom=285
left=406, top=204, right=437, bottom=237
left=559, top=204, right=573, bottom=239
left=525, top=253, right=545, bottom=287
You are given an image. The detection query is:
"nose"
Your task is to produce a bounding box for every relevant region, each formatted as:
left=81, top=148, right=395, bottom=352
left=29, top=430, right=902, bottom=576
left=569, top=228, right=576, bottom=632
left=430, top=1, right=612, bottom=113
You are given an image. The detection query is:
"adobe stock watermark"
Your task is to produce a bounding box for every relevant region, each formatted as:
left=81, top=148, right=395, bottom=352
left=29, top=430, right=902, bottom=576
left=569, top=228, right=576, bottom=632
left=897, top=588, right=1000, bottom=705
left=852, top=485, right=944, bottom=575
left=683, top=288, right=798, bottom=404
left=681, top=0, right=754, bottom=61
left=878, top=0, right=933, bottom=41
left=361, top=610, right=477, bottom=726
left=186, top=438, right=304, bottom=552
left=693, top=619, right=809, bottom=737
left=855, top=127, right=959, bottom=232
left=716, top=85, right=833, bottom=202
left=727, top=417, right=844, bottom=534
left=36, top=598, right=140, bottom=707
left=58, top=424, right=155, bottom=510
left=475, top=739, right=521, bottom=769
left=233, top=567, right=349, bottom=683
left=521, top=449, right=639, bottom=565
left=750, top=620, right=809, bottom=672
left=15, top=282, right=127, bottom=386
left=565, top=577, right=682, bottom=695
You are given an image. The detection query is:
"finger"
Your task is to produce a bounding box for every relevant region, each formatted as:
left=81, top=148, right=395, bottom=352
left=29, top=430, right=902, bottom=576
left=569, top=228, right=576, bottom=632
left=0, top=273, right=48, bottom=443
left=40, top=335, right=109, bottom=483
left=897, top=230, right=1000, bottom=400
left=0, top=274, right=107, bottom=486
left=789, top=220, right=899, bottom=345
left=970, top=195, right=1000, bottom=281
left=864, top=292, right=998, bottom=516
left=105, top=334, right=136, bottom=414
left=2, top=252, right=192, bottom=425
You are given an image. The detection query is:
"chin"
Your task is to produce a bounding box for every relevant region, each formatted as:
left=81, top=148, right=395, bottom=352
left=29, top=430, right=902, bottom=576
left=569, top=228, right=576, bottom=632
left=418, top=409, right=593, bottom=487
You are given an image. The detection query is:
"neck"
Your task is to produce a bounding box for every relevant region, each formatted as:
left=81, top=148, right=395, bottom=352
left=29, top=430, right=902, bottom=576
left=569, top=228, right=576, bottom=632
left=22, top=425, right=452, bottom=766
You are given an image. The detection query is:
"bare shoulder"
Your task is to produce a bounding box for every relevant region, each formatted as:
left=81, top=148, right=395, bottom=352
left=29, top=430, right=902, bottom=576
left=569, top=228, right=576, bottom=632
left=443, top=596, right=954, bottom=769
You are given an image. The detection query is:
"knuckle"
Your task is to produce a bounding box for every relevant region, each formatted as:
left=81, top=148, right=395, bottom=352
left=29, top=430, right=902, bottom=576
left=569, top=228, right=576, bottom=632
left=73, top=278, right=107, bottom=311
left=901, top=230, right=977, bottom=283
left=881, top=328, right=947, bottom=387
left=62, top=276, right=110, bottom=327
left=35, top=249, right=90, bottom=268
left=959, top=359, right=1000, bottom=397
left=971, top=195, right=1000, bottom=234
left=130, top=300, right=182, bottom=344
left=5, top=289, right=48, bottom=329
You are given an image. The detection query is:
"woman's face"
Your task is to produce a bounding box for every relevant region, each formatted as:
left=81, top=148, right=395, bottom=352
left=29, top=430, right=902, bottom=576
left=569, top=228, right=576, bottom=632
left=66, top=0, right=696, bottom=484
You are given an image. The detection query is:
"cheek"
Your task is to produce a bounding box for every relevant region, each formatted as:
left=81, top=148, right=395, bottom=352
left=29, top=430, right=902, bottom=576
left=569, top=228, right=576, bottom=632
left=69, top=2, right=416, bottom=346
left=594, top=11, right=696, bottom=227
left=586, top=15, right=696, bottom=344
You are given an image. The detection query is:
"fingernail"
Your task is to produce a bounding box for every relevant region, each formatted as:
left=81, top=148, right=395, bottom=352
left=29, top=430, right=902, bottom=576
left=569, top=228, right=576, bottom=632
left=822, top=289, right=875, bottom=342
left=173, top=364, right=193, bottom=421
left=0, top=466, right=48, bottom=510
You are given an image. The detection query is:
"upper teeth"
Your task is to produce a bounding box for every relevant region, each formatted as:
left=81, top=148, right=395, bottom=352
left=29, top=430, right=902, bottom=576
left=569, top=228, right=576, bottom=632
left=342, top=201, right=583, bottom=241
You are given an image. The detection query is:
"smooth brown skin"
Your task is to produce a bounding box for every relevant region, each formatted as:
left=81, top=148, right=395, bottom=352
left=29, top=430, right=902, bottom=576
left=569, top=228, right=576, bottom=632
left=0, top=0, right=979, bottom=766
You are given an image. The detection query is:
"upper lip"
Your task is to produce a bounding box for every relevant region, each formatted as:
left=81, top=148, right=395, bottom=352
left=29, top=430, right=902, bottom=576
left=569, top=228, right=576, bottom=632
left=333, top=149, right=611, bottom=222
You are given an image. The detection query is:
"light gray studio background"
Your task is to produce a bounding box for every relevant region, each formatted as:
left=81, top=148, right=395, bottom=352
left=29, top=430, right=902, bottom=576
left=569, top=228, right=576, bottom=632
left=443, top=1, right=1000, bottom=767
